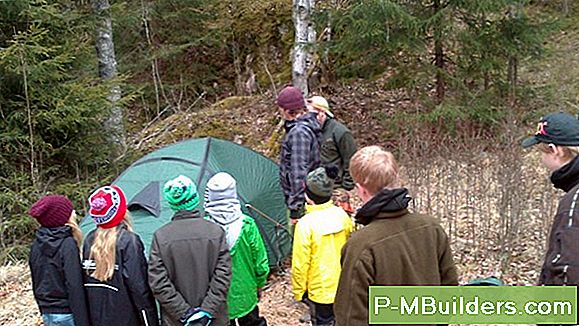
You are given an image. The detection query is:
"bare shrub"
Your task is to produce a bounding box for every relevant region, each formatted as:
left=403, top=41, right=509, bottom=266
left=396, top=122, right=558, bottom=285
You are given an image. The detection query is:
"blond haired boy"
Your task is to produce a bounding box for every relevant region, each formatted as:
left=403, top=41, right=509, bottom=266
left=522, top=112, right=579, bottom=287
left=333, top=146, right=458, bottom=326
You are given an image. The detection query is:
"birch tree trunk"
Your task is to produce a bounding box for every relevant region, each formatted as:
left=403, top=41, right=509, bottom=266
left=292, top=0, right=316, bottom=97
left=92, top=0, right=125, bottom=150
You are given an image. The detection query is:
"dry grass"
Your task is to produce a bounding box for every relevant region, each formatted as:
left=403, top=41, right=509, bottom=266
left=403, top=150, right=557, bottom=286
left=256, top=150, right=554, bottom=326
left=258, top=271, right=309, bottom=325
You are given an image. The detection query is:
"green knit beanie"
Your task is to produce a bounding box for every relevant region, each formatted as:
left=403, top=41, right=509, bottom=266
left=163, top=175, right=200, bottom=211
left=306, top=166, right=338, bottom=199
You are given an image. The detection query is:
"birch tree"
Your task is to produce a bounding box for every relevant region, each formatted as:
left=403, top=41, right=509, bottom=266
left=292, top=0, right=316, bottom=96
left=92, top=0, right=125, bottom=149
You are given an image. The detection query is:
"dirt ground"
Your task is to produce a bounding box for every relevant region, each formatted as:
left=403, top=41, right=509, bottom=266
left=0, top=262, right=532, bottom=326
left=0, top=262, right=310, bottom=326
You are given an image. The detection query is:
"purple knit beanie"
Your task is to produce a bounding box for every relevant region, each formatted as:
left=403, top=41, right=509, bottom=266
left=276, top=86, right=305, bottom=111
left=29, top=195, right=74, bottom=228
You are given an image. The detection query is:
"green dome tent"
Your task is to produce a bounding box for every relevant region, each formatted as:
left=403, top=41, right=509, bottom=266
left=80, top=137, right=292, bottom=268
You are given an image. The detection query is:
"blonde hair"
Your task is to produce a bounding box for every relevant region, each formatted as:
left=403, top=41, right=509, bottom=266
left=89, top=214, right=133, bottom=282
left=350, top=146, right=400, bottom=195
left=536, top=143, right=579, bottom=160
left=65, top=211, right=83, bottom=248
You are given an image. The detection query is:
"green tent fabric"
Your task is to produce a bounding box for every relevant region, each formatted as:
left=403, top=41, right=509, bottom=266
left=80, top=137, right=292, bottom=268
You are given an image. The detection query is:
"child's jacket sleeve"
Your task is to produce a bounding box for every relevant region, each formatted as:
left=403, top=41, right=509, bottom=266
left=334, top=244, right=375, bottom=326
left=344, top=215, right=354, bottom=238
left=123, top=234, right=160, bottom=326
left=249, top=218, right=270, bottom=288
left=62, top=239, right=91, bottom=326
left=291, top=221, right=311, bottom=301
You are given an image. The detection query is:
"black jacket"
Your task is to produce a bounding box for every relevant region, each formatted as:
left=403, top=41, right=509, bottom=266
left=279, top=112, right=322, bottom=214
left=148, top=210, right=231, bottom=326
left=540, top=155, right=579, bottom=285
left=82, top=224, right=159, bottom=326
left=29, top=226, right=90, bottom=326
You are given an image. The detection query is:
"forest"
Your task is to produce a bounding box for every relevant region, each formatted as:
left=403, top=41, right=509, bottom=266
left=0, top=0, right=578, bottom=324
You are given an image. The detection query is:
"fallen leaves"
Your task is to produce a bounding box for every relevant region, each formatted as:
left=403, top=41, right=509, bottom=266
left=0, top=264, right=43, bottom=326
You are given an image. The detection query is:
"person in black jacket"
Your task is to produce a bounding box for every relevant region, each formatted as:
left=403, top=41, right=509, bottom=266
left=523, top=112, right=579, bottom=288
left=82, top=185, right=159, bottom=326
left=29, top=195, right=90, bottom=326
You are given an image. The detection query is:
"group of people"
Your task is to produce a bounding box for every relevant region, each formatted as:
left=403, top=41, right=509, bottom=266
left=26, top=81, right=579, bottom=326
left=276, top=87, right=357, bottom=219
left=276, top=86, right=457, bottom=326
left=29, top=173, right=268, bottom=326
left=276, top=85, right=579, bottom=326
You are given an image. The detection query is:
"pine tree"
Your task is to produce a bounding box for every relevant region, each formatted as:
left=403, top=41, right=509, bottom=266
left=327, top=0, right=421, bottom=80
left=324, top=0, right=547, bottom=109
left=0, top=0, right=127, bottom=259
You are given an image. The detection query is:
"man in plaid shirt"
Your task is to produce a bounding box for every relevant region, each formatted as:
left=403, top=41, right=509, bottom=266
left=276, top=86, right=322, bottom=223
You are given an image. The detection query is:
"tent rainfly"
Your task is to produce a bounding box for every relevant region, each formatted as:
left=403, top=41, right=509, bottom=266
left=80, top=137, right=292, bottom=268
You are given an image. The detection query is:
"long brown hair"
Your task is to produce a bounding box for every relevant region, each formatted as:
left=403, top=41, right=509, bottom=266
left=88, top=213, right=134, bottom=281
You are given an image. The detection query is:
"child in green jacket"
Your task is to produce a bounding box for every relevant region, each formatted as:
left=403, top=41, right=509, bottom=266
left=205, top=172, right=270, bottom=326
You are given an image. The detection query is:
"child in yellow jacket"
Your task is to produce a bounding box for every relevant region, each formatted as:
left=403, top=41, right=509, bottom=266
left=292, top=165, right=353, bottom=326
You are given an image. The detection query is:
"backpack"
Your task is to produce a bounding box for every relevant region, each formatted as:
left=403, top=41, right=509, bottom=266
left=465, top=276, right=506, bottom=286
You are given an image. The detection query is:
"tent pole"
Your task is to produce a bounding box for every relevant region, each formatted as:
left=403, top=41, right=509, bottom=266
left=246, top=203, right=290, bottom=275
left=245, top=204, right=291, bottom=234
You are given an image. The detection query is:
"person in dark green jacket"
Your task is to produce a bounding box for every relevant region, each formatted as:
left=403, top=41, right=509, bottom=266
left=307, top=96, right=357, bottom=192
left=204, top=172, right=270, bottom=326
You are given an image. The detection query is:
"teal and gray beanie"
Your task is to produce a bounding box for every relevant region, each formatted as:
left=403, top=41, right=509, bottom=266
left=163, top=175, right=200, bottom=211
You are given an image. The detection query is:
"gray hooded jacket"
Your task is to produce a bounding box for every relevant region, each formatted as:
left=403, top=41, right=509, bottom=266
left=205, top=172, right=244, bottom=249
